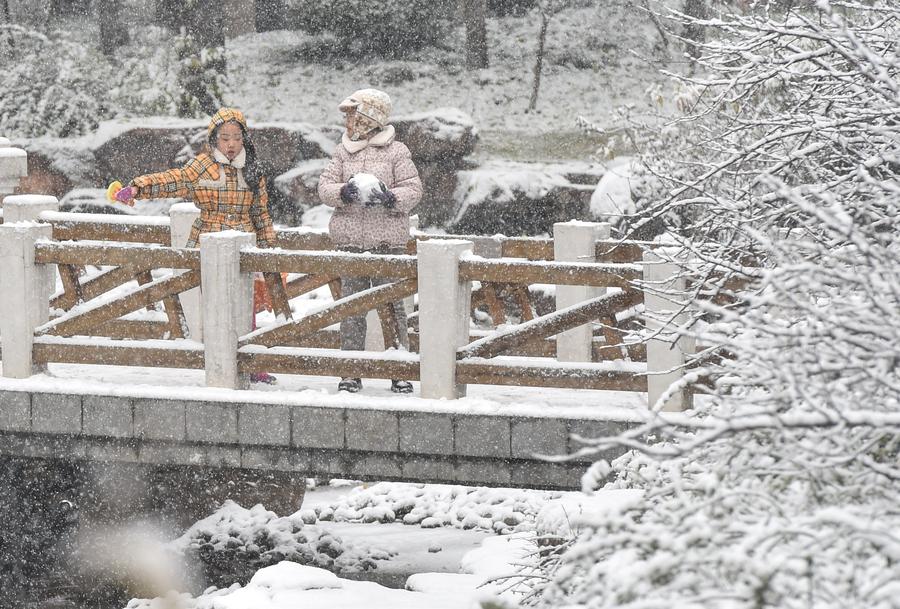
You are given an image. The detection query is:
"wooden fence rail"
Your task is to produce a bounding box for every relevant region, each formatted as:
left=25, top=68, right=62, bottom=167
left=0, top=201, right=709, bottom=410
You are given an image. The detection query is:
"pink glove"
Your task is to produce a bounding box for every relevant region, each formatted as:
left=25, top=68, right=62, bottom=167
left=115, top=186, right=136, bottom=205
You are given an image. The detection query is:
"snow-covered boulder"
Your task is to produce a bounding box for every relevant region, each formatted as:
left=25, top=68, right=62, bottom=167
left=12, top=137, right=100, bottom=198
left=94, top=122, right=205, bottom=183
left=252, top=122, right=342, bottom=176
left=393, top=108, right=478, bottom=163
left=176, top=122, right=341, bottom=178
left=273, top=159, right=331, bottom=222
left=449, top=160, right=604, bottom=235
left=170, top=501, right=393, bottom=588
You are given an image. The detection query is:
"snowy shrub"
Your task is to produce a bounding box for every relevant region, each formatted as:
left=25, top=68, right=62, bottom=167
left=111, top=26, right=181, bottom=117
left=295, top=0, right=454, bottom=57
left=0, top=24, right=113, bottom=137
left=170, top=501, right=393, bottom=587
left=173, top=28, right=226, bottom=118
left=313, top=482, right=564, bottom=535
left=542, top=2, right=900, bottom=608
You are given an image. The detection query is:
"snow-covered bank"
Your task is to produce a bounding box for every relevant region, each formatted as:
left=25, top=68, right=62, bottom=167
left=123, top=482, right=644, bottom=609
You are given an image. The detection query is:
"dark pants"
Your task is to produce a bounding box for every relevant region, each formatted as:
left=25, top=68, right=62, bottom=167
left=338, top=246, right=409, bottom=352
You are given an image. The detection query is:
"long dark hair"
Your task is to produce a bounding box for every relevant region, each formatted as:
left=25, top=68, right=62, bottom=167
left=209, top=121, right=264, bottom=197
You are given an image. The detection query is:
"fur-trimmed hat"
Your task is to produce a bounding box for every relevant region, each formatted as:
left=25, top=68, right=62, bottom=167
left=207, top=107, right=248, bottom=138
left=338, top=89, right=392, bottom=129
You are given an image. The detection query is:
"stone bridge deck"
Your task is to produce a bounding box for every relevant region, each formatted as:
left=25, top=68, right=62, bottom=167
left=0, top=364, right=643, bottom=491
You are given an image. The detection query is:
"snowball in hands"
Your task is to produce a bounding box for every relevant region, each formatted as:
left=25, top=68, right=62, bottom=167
left=348, top=173, right=385, bottom=206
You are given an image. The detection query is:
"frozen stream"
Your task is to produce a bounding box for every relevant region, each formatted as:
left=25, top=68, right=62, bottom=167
left=301, top=484, right=492, bottom=589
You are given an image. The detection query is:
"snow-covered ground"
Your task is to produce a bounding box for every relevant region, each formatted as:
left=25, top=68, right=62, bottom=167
left=222, top=4, right=673, bottom=160
left=116, top=480, right=643, bottom=609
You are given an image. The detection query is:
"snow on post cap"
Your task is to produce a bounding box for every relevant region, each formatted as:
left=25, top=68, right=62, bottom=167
left=3, top=194, right=57, bottom=206
left=0, top=147, right=26, bottom=158
left=0, top=145, right=27, bottom=179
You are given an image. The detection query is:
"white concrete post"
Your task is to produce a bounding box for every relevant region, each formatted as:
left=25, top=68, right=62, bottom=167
left=0, top=222, right=53, bottom=378
left=2, top=194, right=59, bottom=222
left=0, top=138, right=27, bottom=198
left=200, top=231, right=255, bottom=389
left=170, top=202, right=203, bottom=341
left=554, top=221, right=610, bottom=362
left=418, top=239, right=473, bottom=399
left=643, top=250, right=695, bottom=411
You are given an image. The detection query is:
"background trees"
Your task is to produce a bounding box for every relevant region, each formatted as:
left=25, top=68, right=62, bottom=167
left=543, top=1, right=900, bottom=607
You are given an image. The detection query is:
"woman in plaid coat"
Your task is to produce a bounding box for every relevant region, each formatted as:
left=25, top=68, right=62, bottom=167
left=114, top=108, right=278, bottom=384
left=114, top=107, right=276, bottom=249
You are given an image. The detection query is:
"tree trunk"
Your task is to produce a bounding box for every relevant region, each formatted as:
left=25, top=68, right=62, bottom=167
left=255, top=0, right=285, bottom=32
left=463, top=0, right=489, bottom=70
left=527, top=12, right=550, bottom=112
left=222, top=0, right=256, bottom=39
left=96, top=0, right=129, bottom=56
left=682, top=0, right=708, bottom=68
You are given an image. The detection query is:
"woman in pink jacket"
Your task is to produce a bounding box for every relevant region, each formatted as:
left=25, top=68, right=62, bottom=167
left=317, top=89, right=423, bottom=394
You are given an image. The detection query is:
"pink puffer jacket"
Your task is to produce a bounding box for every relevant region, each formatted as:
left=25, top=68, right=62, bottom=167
left=318, top=129, right=422, bottom=249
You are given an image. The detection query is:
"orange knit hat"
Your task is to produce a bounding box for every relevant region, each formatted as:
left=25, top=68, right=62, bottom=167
left=207, top=107, right=248, bottom=138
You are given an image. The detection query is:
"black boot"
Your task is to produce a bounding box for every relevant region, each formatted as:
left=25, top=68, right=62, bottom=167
left=391, top=380, right=413, bottom=394
left=338, top=377, right=362, bottom=393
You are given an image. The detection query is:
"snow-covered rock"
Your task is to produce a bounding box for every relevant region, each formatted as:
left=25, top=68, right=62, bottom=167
left=449, top=160, right=604, bottom=235
left=311, top=482, right=564, bottom=535
left=393, top=108, right=478, bottom=163
left=273, top=158, right=331, bottom=220
left=170, top=501, right=394, bottom=588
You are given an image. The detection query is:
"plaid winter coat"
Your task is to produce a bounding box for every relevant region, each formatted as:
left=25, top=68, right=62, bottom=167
left=131, top=152, right=276, bottom=248
left=318, top=126, right=422, bottom=249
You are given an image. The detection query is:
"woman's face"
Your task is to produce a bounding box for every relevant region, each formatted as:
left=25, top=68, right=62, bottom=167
left=343, top=109, right=358, bottom=135
left=216, top=122, right=244, bottom=160
left=343, top=109, right=378, bottom=141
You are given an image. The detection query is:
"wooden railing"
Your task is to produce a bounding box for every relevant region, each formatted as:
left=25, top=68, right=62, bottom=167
left=0, top=199, right=714, bottom=409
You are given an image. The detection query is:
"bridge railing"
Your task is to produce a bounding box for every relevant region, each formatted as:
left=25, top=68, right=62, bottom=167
left=0, top=196, right=711, bottom=410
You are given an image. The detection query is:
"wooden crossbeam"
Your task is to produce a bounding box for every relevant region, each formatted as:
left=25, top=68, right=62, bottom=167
left=51, top=264, right=158, bottom=311
left=285, top=273, right=335, bottom=299
left=264, top=272, right=293, bottom=320
left=377, top=304, right=402, bottom=349
left=240, top=278, right=418, bottom=348
left=595, top=240, right=658, bottom=263
left=510, top=284, right=535, bottom=321
left=238, top=349, right=419, bottom=380
left=328, top=278, right=343, bottom=300
left=500, top=238, right=553, bottom=260
left=33, top=337, right=205, bottom=369
left=35, top=242, right=200, bottom=270
left=459, top=259, right=639, bottom=288
left=51, top=221, right=171, bottom=245
left=55, top=264, right=84, bottom=310
left=274, top=231, right=333, bottom=250
left=458, top=289, right=644, bottom=360
left=38, top=270, right=201, bottom=337
left=135, top=269, right=156, bottom=312
left=161, top=292, right=188, bottom=339
left=241, top=250, right=417, bottom=278
left=481, top=283, right=507, bottom=325
left=456, top=360, right=647, bottom=391
left=86, top=319, right=174, bottom=340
